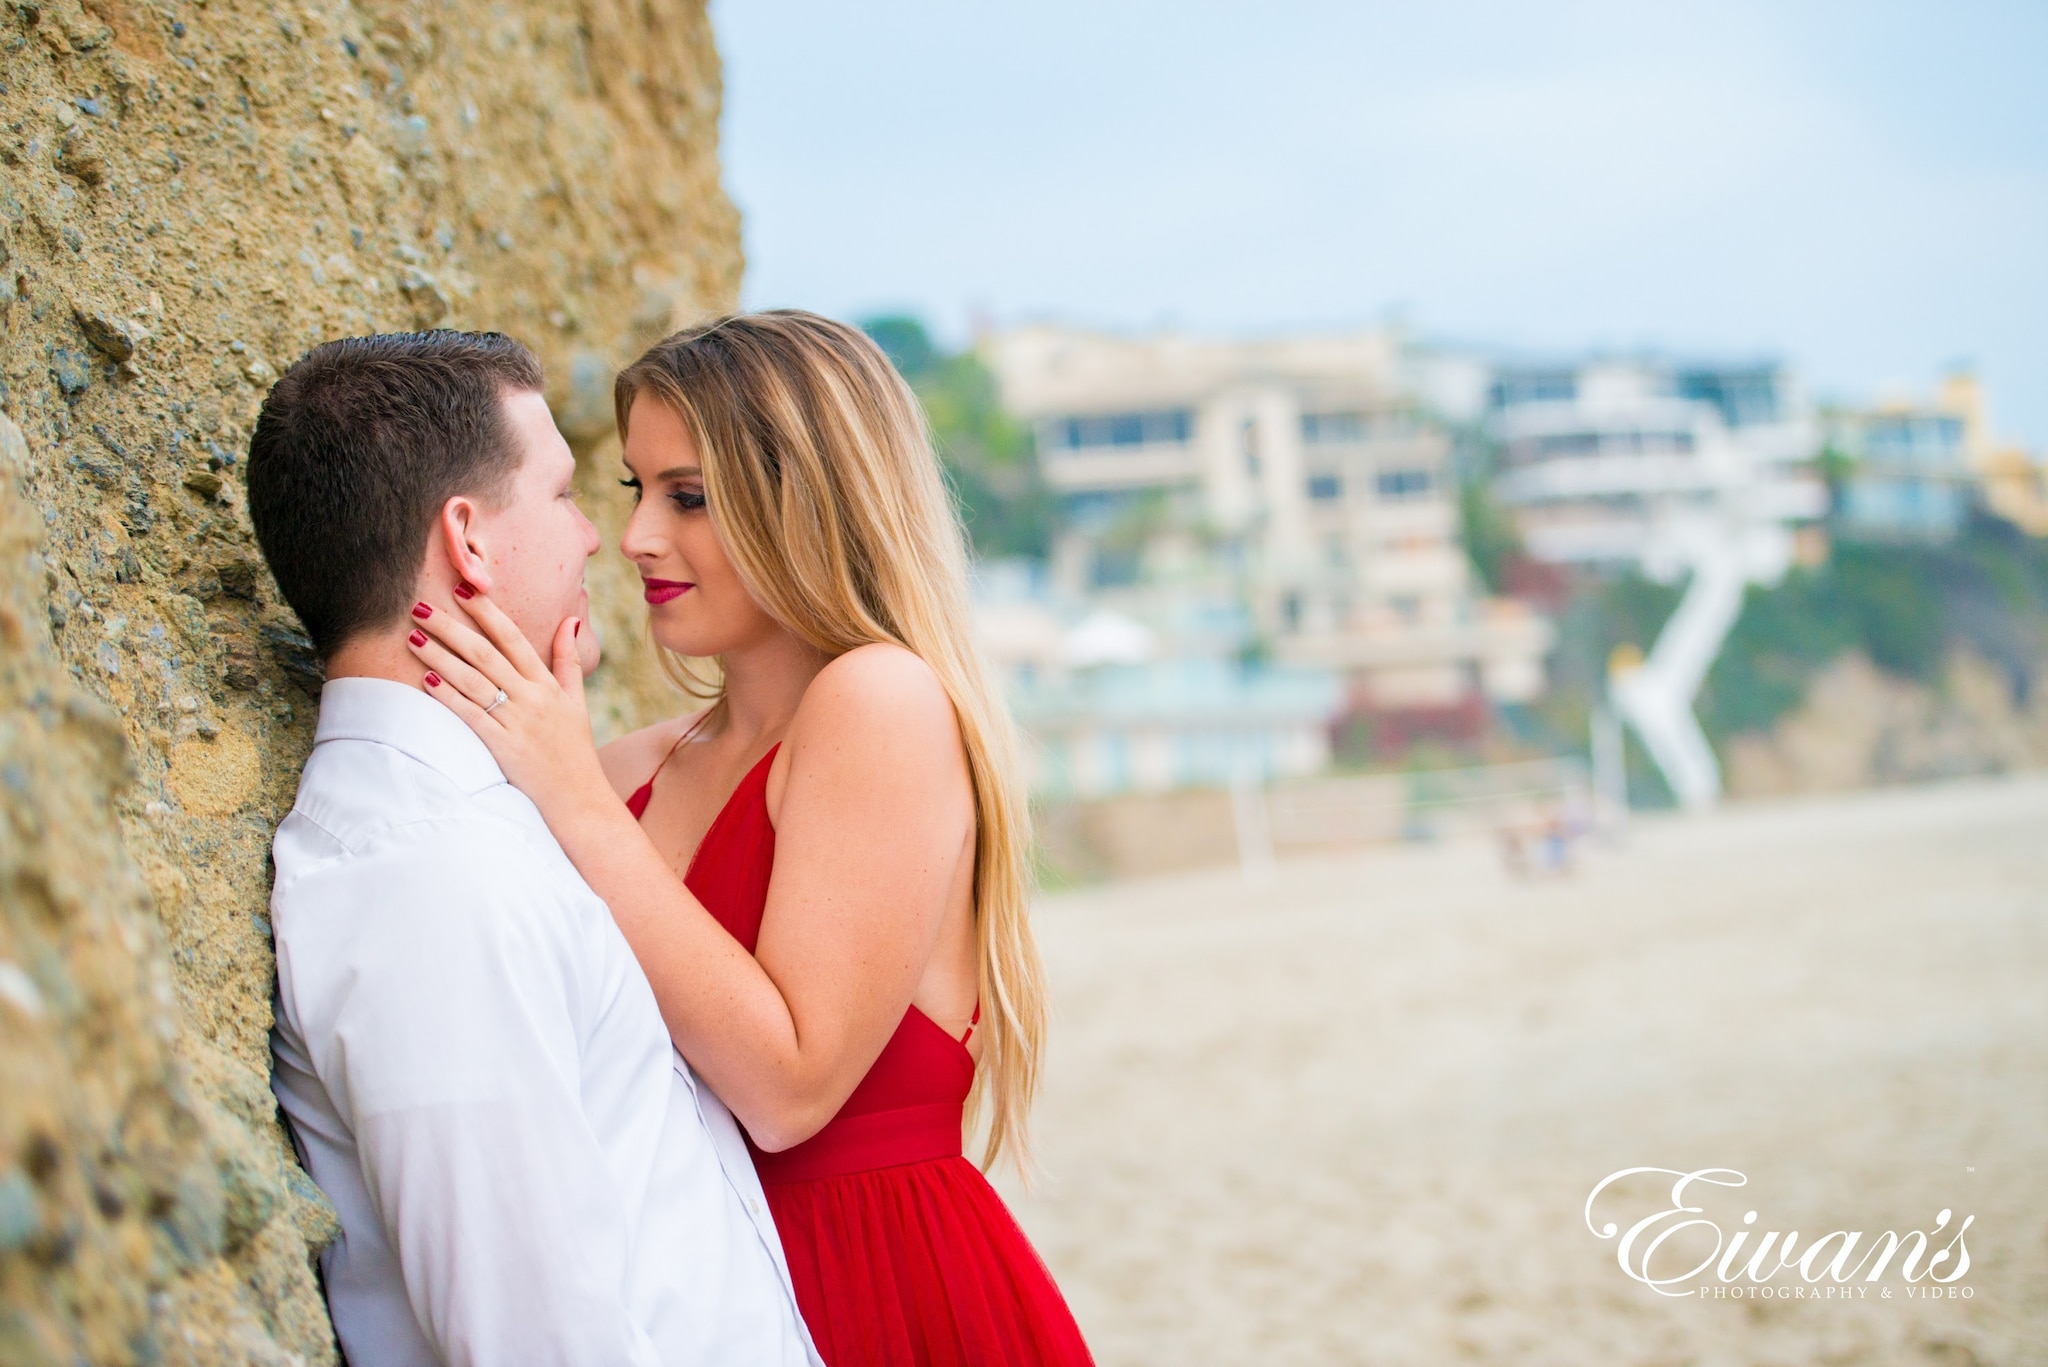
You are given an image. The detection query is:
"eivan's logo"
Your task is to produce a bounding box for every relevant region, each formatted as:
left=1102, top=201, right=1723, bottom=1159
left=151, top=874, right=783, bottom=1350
left=1585, top=1168, right=1973, bottom=1299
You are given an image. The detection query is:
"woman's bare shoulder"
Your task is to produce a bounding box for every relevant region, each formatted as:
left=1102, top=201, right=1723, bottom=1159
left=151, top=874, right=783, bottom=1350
left=793, top=644, right=957, bottom=749
left=598, top=711, right=709, bottom=799
left=770, top=645, right=971, bottom=836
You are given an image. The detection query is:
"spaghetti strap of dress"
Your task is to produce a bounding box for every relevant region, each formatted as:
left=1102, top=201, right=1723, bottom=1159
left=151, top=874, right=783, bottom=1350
left=624, top=714, right=709, bottom=819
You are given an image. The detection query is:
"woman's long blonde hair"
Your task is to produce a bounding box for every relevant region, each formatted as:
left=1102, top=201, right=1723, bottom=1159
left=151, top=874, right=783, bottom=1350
left=614, top=311, right=1046, bottom=1169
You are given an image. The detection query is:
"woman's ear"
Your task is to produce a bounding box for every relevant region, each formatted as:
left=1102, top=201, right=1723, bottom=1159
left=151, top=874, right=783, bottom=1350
left=436, top=495, right=496, bottom=593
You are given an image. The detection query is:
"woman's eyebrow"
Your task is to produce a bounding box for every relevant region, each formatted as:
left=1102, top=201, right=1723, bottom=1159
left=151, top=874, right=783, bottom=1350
left=654, top=466, right=702, bottom=481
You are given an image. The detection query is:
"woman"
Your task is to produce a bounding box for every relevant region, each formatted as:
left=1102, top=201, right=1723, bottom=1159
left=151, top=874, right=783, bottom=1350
left=404, top=311, right=1093, bottom=1366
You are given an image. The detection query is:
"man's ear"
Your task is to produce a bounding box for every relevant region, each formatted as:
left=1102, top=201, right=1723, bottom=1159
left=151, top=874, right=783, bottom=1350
left=435, top=495, right=495, bottom=593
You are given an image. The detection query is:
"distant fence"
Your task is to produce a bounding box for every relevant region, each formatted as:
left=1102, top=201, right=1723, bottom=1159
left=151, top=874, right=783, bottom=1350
left=1260, top=757, right=1594, bottom=852
left=1036, top=757, right=1595, bottom=882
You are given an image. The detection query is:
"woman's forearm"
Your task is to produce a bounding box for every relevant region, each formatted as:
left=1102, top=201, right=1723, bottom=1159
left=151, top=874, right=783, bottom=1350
left=543, top=791, right=846, bottom=1147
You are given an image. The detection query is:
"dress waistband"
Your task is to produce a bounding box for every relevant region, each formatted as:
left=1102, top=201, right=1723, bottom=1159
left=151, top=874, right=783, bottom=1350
left=752, top=1101, right=964, bottom=1185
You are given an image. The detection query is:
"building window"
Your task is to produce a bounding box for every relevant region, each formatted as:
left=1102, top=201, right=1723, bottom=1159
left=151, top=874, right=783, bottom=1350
left=1301, top=411, right=1368, bottom=444
left=1640, top=430, right=1696, bottom=454
left=1678, top=367, right=1782, bottom=428
left=1062, top=489, right=1156, bottom=533
left=1532, top=432, right=1601, bottom=457
left=1517, top=429, right=1702, bottom=459
left=1490, top=371, right=1577, bottom=407
left=1051, top=409, right=1194, bottom=451
left=1865, top=416, right=1965, bottom=469
left=1375, top=468, right=1432, bottom=499
left=1306, top=472, right=1343, bottom=501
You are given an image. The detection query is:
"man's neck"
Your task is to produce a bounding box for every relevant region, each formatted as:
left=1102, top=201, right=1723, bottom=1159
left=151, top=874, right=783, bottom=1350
left=322, top=631, right=425, bottom=686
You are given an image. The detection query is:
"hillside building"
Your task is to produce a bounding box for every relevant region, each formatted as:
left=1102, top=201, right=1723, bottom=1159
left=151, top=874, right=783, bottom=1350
left=980, top=326, right=1552, bottom=742
left=1483, top=357, right=1827, bottom=567
left=1829, top=374, right=2048, bottom=543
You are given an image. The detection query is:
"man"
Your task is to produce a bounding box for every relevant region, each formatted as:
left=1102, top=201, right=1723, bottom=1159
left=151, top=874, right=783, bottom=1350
left=248, top=330, right=819, bottom=1367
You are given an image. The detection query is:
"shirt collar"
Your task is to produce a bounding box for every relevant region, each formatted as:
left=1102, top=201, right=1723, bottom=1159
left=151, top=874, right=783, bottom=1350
left=313, top=676, right=506, bottom=794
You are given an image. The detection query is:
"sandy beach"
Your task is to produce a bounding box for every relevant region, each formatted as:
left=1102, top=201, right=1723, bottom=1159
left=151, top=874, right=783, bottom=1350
left=997, top=776, right=2048, bottom=1366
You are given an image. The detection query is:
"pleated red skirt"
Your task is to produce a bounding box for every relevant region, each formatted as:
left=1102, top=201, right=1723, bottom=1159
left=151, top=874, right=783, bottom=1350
left=649, top=743, right=1094, bottom=1367
left=764, top=1146, right=1093, bottom=1366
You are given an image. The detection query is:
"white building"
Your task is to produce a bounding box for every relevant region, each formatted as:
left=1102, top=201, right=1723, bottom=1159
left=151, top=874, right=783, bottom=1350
left=1473, top=356, right=1828, bottom=809
left=980, top=325, right=1553, bottom=731
left=1483, top=358, right=1827, bottom=567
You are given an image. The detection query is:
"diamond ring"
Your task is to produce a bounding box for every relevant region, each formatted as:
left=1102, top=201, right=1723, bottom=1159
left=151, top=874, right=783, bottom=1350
left=484, top=689, right=509, bottom=715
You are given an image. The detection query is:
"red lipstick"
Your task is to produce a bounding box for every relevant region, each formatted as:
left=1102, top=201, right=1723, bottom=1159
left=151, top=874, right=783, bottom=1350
left=643, top=577, right=692, bottom=605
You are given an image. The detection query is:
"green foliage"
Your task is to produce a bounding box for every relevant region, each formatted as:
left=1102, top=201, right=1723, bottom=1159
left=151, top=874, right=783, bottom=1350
left=862, top=314, right=1057, bottom=560
left=1447, top=424, right=1523, bottom=594
left=1701, top=523, right=2048, bottom=738
left=1685, top=570, right=1848, bottom=737
left=1692, top=571, right=1848, bottom=737
left=1457, top=477, right=1523, bottom=593
left=1818, top=545, right=1947, bottom=679
left=862, top=316, right=939, bottom=378
left=1540, top=574, right=1680, bottom=701
left=1524, top=575, right=1677, bottom=796
left=1536, top=514, right=2048, bottom=760
left=1815, top=441, right=1857, bottom=499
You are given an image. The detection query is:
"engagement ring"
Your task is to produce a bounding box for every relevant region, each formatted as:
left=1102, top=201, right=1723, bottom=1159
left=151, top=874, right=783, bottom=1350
left=484, top=689, right=509, bottom=715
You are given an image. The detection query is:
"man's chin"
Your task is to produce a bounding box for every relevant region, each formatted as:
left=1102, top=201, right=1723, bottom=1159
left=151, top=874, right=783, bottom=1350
left=576, top=622, right=603, bottom=677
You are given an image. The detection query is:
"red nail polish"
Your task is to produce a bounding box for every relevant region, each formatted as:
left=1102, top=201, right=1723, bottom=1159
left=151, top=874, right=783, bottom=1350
left=454, top=582, right=476, bottom=600
left=408, top=628, right=427, bottom=647
left=423, top=671, right=442, bottom=687
left=412, top=602, right=432, bottom=619
left=573, top=619, right=581, bottom=637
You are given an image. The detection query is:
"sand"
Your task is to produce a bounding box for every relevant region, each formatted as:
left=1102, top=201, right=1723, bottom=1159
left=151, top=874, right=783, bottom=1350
left=996, top=775, right=2048, bottom=1366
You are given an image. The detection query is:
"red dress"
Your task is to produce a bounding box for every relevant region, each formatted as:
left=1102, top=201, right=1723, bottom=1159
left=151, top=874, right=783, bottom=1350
left=629, top=744, right=1094, bottom=1367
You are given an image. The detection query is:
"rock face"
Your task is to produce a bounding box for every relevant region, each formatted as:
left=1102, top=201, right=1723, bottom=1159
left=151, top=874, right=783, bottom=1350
left=0, top=0, right=739, bottom=1357
left=1724, top=651, right=2048, bottom=798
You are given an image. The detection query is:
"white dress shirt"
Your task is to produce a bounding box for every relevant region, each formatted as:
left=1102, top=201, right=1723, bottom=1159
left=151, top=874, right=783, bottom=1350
left=270, top=677, right=819, bottom=1367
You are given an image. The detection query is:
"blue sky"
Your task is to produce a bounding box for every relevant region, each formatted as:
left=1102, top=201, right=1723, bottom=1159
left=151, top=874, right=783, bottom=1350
left=714, top=1, right=2047, bottom=442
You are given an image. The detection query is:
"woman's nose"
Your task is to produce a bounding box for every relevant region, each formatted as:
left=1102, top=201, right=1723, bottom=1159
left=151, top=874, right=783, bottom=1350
left=619, top=499, right=656, bottom=561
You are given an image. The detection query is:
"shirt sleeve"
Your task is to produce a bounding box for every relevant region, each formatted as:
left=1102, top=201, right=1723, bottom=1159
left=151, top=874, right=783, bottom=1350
left=316, top=822, right=663, bottom=1367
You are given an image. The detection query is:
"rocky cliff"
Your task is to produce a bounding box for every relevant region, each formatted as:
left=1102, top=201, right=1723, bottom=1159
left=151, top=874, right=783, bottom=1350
left=1725, top=650, right=2048, bottom=799
left=0, top=0, right=739, bottom=1357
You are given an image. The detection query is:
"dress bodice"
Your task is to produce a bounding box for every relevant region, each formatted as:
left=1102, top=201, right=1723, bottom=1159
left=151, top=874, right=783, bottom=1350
left=627, top=735, right=1094, bottom=1366
left=652, top=745, right=974, bottom=1182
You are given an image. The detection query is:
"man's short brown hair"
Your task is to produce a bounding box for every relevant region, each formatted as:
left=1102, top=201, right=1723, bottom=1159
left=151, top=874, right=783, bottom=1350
left=247, top=330, right=543, bottom=658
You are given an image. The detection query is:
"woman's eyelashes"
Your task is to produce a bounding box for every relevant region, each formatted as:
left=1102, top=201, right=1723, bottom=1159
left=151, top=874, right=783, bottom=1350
left=617, top=476, right=705, bottom=511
